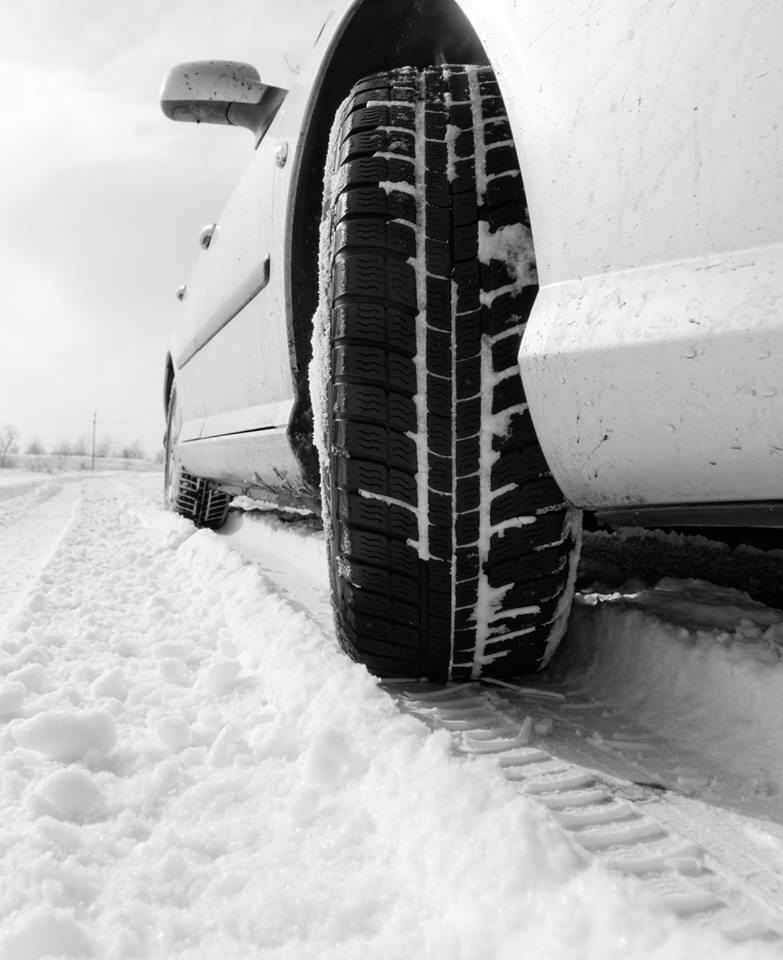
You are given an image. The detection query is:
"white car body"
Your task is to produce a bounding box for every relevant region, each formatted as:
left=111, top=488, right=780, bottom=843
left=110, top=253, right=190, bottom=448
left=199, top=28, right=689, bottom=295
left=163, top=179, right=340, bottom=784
left=475, top=0, right=783, bottom=514
left=166, top=0, right=783, bottom=523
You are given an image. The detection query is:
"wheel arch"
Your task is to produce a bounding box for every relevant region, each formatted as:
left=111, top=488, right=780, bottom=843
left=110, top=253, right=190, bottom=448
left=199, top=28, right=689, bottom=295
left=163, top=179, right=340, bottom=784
left=286, top=0, right=496, bottom=475
left=163, top=353, right=175, bottom=415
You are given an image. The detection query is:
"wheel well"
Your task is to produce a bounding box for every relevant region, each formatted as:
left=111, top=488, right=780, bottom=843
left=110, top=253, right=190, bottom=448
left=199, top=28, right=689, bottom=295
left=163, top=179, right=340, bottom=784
left=286, top=0, right=490, bottom=487
left=163, top=355, right=175, bottom=414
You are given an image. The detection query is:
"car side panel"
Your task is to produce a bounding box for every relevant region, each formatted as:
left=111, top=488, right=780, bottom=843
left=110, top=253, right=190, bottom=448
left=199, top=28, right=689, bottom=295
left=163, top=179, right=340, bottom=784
left=176, top=133, right=291, bottom=430
left=524, top=245, right=783, bottom=508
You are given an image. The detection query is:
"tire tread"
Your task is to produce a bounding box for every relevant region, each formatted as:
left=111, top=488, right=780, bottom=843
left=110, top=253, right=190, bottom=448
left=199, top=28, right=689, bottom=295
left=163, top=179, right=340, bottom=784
left=321, top=66, right=579, bottom=680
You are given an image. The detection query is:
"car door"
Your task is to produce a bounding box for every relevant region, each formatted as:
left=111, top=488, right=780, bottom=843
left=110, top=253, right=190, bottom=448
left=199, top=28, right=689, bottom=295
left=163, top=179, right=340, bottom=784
left=177, top=123, right=294, bottom=441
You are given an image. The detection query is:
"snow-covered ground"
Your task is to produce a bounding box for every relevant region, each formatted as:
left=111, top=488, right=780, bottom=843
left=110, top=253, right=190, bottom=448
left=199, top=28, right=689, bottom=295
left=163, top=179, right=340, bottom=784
left=1, top=470, right=782, bottom=958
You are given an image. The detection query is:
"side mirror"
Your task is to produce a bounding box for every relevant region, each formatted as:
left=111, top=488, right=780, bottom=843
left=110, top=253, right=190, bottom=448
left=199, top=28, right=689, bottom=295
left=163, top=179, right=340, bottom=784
left=160, top=61, right=287, bottom=142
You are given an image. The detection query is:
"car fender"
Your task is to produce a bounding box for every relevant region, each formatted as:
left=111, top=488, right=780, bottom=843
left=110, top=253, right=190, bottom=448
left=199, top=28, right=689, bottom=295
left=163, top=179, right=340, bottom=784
left=457, top=0, right=783, bottom=509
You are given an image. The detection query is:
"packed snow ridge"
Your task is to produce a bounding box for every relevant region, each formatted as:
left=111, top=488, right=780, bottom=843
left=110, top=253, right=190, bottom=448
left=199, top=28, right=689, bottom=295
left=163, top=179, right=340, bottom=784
left=0, top=470, right=781, bottom=958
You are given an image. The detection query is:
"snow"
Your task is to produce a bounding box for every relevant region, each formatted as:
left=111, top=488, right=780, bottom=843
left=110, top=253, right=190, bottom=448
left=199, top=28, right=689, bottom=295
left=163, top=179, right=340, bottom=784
left=0, top=681, right=27, bottom=718
left=0, top=471, right=53, bottom=494
left=0, top=469, right=781, bottom=957
left=0, top=910, right=95, bottom=960
left=90, top=667, right=129, bottom=702
left=29, top=768, right=108, bottom=823
left=409, top=86, right=432, bottom=563
left=13, top=710, right=116, bottom=763
left=466, top=69, right=488, bottom=201
left=308, top=90, right=346, bottom=541
left=477, top=221, right=538, bottom=287
left=558, top=580, right=783, bottom=810
left=0, top=477, right=62, bottom=529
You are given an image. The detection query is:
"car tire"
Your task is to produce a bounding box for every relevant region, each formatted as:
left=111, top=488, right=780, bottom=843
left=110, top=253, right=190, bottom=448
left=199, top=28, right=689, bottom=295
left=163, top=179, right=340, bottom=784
left=164, top=384, right=231, bottom=530
left=312, top=65, right=581, bottom=681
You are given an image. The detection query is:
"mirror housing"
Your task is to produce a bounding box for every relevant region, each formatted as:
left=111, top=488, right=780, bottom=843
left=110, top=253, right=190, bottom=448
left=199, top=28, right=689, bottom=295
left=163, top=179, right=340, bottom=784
left=160, top=61, right=287, bottom=141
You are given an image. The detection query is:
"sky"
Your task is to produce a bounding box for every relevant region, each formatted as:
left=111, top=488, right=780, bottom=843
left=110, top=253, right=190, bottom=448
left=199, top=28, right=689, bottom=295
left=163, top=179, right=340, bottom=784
left=0, top=0, right=332, bottom=458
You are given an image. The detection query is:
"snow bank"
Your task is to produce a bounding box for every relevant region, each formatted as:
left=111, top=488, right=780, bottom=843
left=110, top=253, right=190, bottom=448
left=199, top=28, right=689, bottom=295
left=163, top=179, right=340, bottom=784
left=0, top=475, right=776, bottom=958
left=0, top=473, right=61, bottom=529
left=0, top=470, right=51, bottom=496
left=557, top=581, right=783, bottom=804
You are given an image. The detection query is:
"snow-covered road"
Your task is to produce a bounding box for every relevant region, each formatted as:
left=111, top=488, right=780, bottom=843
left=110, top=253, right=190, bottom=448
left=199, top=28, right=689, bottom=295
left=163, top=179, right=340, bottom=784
left=1, top=471, right=783, bottom=958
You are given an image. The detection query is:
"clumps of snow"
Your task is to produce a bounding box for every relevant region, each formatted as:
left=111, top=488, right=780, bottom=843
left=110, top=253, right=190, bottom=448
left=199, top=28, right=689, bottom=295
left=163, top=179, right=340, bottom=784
left=8, top=662, right=47, bottom=693
left=478, top=220, right=538, bottom=284
left=445, top=121, right=459, bottom=181
left=0, top=681, right=26, bottom=718
left=154, top=716, right=190, bottom=753
left=90, top=665, right=128, bottom=701
left=378, top=179, right=416, bottom=196
left=206, top=722, right=250, bottom=767
left=158, top=656, right=192, bottom=686
left=302, top=724, right=368, bottom=791
left=466, top=67, right=488, bottom=199
left=407, top=87, right=432, bottom=563
left=230, top=495, right=313, bottom=517
left=0, top=908, right=94, bottom=960
left=12, top=710, right=116, bottom=763
left=202, top=657, right=242, bottom=696
left=26, top=592, right=47, bottom=613
left=308, top=92, right=351, bottom=539
left=28, top=768, right=107, bottom=823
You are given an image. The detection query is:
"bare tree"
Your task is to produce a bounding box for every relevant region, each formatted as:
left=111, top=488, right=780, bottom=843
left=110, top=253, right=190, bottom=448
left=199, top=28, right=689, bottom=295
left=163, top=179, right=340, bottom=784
left=119, top=440, right=145, bottom=460
left=51, top=440, right=73, bottom=456
left=25, top=436, right=45, bottom=455
left=0, top=424, right=19, bottom=467
left=95, top=435, right=113, bottom=458
left=72, top=434, right=89, bottom=456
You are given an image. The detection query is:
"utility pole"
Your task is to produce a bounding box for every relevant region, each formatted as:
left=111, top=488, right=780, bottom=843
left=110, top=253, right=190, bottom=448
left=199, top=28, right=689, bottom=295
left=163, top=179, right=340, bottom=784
left=91, top=412, right=97, bottom=472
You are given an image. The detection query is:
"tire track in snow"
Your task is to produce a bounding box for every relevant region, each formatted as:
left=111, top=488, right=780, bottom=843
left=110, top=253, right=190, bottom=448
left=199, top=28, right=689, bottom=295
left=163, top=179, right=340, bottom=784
left=0, top=479, right=83, bottom=629
left=0, top=478, right=62, bottom=529
left=399, top=683, right=783, bottom=944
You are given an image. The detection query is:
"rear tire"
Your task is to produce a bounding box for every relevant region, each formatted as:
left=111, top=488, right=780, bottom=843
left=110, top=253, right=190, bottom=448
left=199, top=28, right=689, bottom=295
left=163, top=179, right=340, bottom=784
left=312, top=65, right=581, bottom=681
left=164, top=384, right=231, bottom=530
